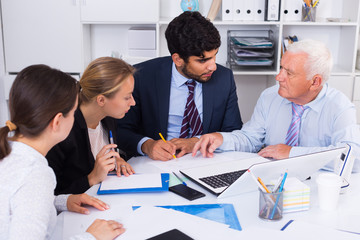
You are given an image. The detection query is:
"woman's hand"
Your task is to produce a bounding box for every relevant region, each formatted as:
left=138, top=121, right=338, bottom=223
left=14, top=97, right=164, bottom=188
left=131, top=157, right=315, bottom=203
left=116, top=156, right=135, bottom=177
left=67, top=193, right=109, bottom=214
left=88, top=144, right=119, bottom=186
left=86, top=219, right=125, bottom=240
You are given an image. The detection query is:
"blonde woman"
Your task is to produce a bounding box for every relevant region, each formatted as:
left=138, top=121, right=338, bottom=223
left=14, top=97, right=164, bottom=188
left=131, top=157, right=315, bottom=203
left=0, top=65, right=124, bottom=239
left=46, top=57, right=136, bottom=195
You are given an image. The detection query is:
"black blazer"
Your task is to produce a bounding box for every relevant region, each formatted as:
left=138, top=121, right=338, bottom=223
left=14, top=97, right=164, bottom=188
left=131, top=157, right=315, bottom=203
left=46, top=108, right=119, bottom=195
left=117, top=56, right=243, bottom=158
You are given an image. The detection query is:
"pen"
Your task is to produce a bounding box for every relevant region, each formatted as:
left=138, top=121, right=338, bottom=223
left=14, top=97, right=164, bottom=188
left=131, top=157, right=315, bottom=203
left=270, top=171, right=288, bottom=219
left=272, top=173, right=284, bottom=193
left=172, top=171, right=187, bottom=186
left=109, top=130, right=116, bottom=166
left=158, top=132, right=177, bottom=159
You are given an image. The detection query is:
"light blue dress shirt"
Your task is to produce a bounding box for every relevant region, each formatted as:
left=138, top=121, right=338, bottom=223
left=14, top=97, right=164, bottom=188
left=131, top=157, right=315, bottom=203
left=220, top=83, right=360, bottom=172
left=137, top=63, right=203, bottom=155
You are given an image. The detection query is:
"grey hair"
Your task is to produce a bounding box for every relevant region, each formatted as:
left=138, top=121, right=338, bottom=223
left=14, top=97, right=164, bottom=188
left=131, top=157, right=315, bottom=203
left=286, top=39, right=333, bottom=83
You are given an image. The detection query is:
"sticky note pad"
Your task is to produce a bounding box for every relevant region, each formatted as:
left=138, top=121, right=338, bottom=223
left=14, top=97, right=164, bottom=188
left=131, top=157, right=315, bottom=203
left=282, top=177, right=310, bottom=213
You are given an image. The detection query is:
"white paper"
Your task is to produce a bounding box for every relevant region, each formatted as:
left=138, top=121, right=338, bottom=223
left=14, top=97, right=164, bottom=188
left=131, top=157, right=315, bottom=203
left=63, top=204, right=133, bottom=239
left=116, top=206, right=234, bottom=240
left=148, top=151, right=257, bottom=172
left=99, top=173, right=162, bottom=191
left=283, top=220, right=360, bottom=239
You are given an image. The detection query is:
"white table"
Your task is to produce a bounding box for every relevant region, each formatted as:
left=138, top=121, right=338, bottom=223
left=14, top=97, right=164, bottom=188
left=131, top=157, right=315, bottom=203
left=52, top=152, right=360, bottom=239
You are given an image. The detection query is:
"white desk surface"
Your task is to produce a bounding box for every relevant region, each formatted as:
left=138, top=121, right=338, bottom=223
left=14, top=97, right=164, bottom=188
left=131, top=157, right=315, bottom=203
left=52, top=152, right=360, bottom=239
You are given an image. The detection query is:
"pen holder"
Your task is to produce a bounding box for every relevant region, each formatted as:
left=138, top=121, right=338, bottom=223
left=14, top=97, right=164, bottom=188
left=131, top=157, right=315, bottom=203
left=258, top=185, right=284, bottom=221
left=302, top=5, right=316, bottom=22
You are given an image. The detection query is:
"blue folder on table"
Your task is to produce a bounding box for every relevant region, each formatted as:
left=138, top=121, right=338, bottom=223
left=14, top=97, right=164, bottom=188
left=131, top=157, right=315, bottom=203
left=133, top=203, right=241, bottom=231
left=97, top=173, right=169, bottom=195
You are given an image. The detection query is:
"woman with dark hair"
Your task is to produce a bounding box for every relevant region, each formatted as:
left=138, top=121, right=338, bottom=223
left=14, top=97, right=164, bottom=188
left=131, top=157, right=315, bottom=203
left=46, top=57, right=136, bottom=195
left=0, top=65, right=125, bottom=239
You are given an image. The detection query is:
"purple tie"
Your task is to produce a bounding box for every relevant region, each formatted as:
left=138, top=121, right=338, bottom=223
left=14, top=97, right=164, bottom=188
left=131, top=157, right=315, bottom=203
left=285, top=103, right=308, bottom=146
left=179, top=80, right=203, bottom=138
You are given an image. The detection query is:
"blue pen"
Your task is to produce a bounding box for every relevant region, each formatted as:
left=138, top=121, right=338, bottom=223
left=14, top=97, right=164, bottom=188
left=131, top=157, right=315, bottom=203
left=109, top=130, right=115, bottom=147
left=172, top=172, right=187, bottom=186
left=109, top=130, right=116, bottom=167
left=270, top=171, right=287, bottom=219
left=272, top=173, right=284, bottom=193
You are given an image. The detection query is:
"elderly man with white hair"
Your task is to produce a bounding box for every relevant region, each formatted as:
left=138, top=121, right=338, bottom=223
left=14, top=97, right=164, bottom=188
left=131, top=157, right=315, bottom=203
left=193, top=39, right=360, bottom=172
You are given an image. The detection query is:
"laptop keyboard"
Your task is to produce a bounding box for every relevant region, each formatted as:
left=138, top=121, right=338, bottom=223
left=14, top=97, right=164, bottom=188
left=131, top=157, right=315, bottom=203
left=199, top=170, right=246, bottom=189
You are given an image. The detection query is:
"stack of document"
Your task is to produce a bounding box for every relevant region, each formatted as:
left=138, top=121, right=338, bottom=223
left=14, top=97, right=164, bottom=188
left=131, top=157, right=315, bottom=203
left=231, top=37, right=273, bottom=47
left=282, top=177, right=310, bottom=213
left=228, top=33, right=275, bottom=68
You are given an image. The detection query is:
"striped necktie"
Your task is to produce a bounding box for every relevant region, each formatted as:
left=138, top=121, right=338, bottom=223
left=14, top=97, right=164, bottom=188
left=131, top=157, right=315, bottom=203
left=179, top=80, right=203, bottom=138
left=285, top=103, right=308, bottom=146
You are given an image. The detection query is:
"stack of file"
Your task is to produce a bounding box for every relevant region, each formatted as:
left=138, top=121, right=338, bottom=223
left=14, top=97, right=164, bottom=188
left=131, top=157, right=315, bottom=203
left=282, top=177, right=310, bottom=213
left=227, top=31, right=275, bottom=69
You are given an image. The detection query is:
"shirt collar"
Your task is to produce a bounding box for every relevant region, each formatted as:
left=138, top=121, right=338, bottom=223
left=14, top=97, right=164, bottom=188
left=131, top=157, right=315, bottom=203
left=282, top=83, right=328, bottom=113
left=303, top=83, right=328, bottom=113
left=172, top=62, right=191, bottom=87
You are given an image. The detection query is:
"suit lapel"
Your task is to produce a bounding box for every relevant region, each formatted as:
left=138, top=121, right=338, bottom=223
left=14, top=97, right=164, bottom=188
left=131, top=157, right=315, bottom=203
left=76, top=108, right=96, bottom=168
left=156, top=58, right=172, bottom=138
left=202, top=80, right=213, bottom=133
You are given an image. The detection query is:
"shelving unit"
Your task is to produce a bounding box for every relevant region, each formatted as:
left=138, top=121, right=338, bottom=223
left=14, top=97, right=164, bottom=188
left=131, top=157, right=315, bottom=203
left=1, top=0, right=360, bottom=123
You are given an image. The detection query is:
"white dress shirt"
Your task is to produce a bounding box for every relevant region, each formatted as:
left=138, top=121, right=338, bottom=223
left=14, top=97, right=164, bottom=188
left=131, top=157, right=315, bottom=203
left=220, top=83, right=360, bottom=172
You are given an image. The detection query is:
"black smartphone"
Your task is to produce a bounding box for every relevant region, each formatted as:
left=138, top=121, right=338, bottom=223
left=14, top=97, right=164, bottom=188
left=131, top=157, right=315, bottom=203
left=169, top=184, right=205, bottom=201
left=146, top=229, right=194, bottom=240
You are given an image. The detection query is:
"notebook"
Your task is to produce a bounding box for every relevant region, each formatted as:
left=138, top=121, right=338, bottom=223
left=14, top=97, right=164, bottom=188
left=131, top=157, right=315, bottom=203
left=180, top=147, right=345, bottom=199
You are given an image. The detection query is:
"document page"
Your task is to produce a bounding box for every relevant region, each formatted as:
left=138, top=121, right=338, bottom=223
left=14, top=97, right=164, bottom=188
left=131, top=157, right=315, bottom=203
left=100, top=173, right=162, bottom=191
left=63, top=204, right=133, bottom=239
left=148, top=151, right=258, bottom=172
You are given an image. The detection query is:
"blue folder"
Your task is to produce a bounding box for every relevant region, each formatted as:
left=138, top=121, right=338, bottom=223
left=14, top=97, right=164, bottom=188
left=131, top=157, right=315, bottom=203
left=133, top=203, right=241, bottom=231
left=97, top=173, right=169, bottom=195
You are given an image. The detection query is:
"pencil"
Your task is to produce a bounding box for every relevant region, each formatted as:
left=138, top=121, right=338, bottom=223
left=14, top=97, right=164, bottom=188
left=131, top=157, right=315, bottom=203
left=257, top=177, right=271, bottom=193
left=158, top=132, right=177, bottom=159
left=313, top=0, right=319, bottom=7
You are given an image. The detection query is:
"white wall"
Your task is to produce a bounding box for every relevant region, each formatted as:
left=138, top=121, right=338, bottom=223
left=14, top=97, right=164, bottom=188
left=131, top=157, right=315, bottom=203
left=0, top=10, right=9, bottom=124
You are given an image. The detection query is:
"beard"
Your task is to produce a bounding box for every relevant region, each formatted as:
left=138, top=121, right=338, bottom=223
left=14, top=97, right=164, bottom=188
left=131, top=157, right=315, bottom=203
left=180, top=64, right=212, bottom=84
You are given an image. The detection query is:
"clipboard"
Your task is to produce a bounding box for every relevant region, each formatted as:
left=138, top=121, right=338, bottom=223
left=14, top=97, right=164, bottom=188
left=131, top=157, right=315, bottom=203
left=97, top=173, right=170, bottom=195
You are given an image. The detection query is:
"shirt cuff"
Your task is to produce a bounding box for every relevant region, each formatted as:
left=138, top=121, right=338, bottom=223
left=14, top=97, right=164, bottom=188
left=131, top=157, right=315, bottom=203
left=54, top=194, right=70, bottom=212
left=137, top=137, right=151, bottom=156
left=218, top=132, right=236, bottom=151
left=69, top=232, right=96, bottom=240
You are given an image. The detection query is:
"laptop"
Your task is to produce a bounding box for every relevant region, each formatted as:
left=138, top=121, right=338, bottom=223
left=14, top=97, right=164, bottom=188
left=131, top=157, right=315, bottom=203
left=180, top=147, right=345, bottom=199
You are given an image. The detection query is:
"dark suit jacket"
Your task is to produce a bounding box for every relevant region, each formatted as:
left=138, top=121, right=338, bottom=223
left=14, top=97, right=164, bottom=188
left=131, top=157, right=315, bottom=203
left=117, top=56, right=242, bottom=158
left=46, top=108, right=119, bottom=195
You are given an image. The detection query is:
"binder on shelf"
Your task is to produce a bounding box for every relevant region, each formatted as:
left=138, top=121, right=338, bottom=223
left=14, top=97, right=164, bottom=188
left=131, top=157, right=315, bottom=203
left=253, top=0, right=266, bottom=21
left=243, top=1, right=254, bottom=21
left=233, top=0, right=245, bottom=21
left=134, top=204, right=242, bottom=231
left=222, top=0, right=234, bottom=21
left=282, top=0, right=302, bottom=22
left=97, top=173, right=170, bottom=195
left=265, top=0, right=281, bottom=21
